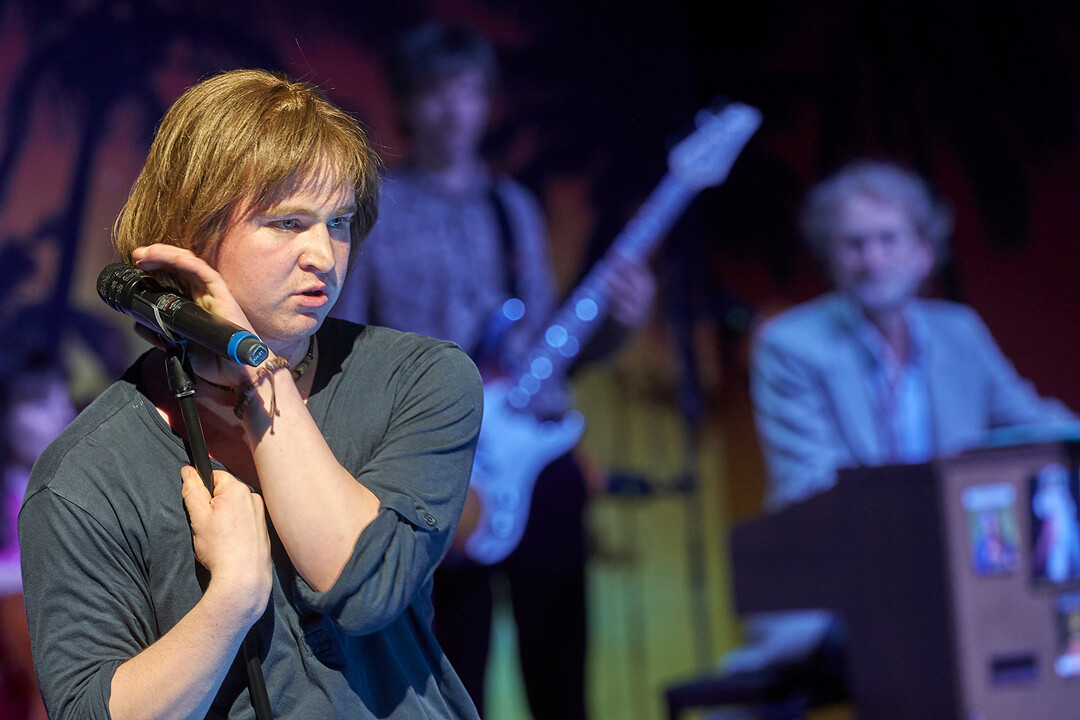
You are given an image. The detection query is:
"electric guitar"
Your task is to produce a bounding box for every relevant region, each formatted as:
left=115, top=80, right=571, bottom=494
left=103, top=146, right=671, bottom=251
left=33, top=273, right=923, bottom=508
left=464, top=101, right=762, bottom=565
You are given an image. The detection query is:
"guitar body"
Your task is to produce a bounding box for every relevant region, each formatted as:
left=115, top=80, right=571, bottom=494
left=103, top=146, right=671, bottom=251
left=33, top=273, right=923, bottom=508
left=464, top=379, right=585, bottom=565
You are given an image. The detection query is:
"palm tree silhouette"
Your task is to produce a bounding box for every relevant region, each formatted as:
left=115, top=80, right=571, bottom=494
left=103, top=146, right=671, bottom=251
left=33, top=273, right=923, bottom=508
left=0, top=2, right=282, bottom=377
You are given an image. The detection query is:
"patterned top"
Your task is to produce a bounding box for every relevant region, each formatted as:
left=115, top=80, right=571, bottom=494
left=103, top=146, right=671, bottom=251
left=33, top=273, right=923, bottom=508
left=335, top=164, right=575, bottom=418
left=336, top=164, right=557, bottom=365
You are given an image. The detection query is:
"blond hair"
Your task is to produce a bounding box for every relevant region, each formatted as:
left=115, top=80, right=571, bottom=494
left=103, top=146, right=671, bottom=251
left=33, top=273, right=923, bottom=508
left=113, top=69, right=380, bottom=270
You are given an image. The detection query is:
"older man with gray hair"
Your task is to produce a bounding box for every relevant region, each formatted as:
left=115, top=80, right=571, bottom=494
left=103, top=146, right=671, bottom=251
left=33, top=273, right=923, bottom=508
left=716, top=160, right=1077, bottom=715
left=753, top=158, right=1075, bottom=511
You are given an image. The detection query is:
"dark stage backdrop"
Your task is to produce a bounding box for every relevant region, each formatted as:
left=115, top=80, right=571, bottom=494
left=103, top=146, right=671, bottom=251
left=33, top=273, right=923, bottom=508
left=4, top=2, right=1080, bottom=714
left=1, top=0, right=1079, bottom=422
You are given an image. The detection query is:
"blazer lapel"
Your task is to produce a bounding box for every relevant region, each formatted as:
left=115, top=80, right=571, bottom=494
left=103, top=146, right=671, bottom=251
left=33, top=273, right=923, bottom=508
left=823, top=295, right=888, bottom=466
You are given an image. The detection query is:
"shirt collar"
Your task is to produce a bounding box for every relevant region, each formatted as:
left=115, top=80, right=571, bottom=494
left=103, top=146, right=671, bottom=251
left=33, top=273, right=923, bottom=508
left=837, top=294, right=928, bottom=374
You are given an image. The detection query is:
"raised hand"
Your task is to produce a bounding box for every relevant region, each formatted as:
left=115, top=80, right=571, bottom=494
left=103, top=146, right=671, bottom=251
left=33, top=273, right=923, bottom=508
left=132, top=243, right=253, bottom=325
left=131, top=243, right=259, bottom=385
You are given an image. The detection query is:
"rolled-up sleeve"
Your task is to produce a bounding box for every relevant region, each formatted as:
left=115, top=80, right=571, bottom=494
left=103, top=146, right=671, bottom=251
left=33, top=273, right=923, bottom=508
left=294, top=340, right=482, bottom=634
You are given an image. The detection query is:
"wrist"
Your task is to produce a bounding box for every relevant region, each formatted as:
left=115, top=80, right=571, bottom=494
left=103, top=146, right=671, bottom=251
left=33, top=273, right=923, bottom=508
left=234, top=356, right=292, bottom=420
left=201, top=575, right=270, bottom=629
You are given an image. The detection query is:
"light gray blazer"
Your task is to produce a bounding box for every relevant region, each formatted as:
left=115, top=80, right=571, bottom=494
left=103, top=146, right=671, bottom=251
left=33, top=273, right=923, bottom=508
left=750, top=293, right=1077, bottom=510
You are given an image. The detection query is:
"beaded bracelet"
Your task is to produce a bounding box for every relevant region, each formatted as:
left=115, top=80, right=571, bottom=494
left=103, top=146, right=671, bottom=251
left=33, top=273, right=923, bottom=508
left=234, top=356, right=291, bottom=423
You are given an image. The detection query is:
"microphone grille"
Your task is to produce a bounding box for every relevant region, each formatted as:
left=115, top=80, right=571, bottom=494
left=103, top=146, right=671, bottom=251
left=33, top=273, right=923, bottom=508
left=97, top=263, right=148, bottom=311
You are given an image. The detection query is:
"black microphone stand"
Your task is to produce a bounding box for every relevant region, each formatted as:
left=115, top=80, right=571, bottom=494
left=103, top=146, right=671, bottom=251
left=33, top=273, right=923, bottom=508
left=162, top=339, right=273, bottom=720
left=659, top=247, right=713, bottom=672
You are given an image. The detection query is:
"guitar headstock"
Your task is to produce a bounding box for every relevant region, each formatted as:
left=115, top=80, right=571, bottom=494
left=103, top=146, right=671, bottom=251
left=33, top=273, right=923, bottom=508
left=668, top=101, right=762, bottom=191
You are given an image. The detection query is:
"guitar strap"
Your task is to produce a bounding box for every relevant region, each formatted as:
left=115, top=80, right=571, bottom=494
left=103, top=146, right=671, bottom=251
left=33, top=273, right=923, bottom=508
left=471, top=183, right=522, bottom=362
left=486, top=183, right=522, bottom=301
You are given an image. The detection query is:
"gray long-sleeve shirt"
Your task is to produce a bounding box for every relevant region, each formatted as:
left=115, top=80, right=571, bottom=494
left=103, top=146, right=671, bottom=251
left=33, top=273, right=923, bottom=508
left=19, top=320, right=483, bottom=719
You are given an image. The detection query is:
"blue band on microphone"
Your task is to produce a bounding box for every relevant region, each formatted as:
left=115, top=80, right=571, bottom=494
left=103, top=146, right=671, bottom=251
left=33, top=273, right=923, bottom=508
left=228, top=331, right=263, bottom=365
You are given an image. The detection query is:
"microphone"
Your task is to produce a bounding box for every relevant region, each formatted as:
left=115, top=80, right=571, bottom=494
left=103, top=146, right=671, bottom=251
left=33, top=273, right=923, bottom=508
left=97, top=263, right=269, bottom=367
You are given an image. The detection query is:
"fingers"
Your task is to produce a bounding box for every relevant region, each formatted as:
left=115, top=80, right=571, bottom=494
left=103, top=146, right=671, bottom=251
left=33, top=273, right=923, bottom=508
left=208, top=468, right=251, bottom=499
left=132, top=244, right=217, bottom=286
left=211, top=470, right=268, bottom=530
left=603, top=254, right=651, bottom=295
left=182, top=466, right=268, bottom=550
left=180, top=465, right=272, bottom=619
left=603, top=255, right=656, bottom=328
left=249, top=491, right=267, bottom=528
left=181, top=465, right=212, bottom=524
left=131, top=243, right=254, bottom=335
left=132, top=244, right=227, bottom=309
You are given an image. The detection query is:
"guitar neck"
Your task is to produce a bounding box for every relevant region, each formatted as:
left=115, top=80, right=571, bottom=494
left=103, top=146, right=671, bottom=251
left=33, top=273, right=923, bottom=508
left=503, top=172, right=696, bottom=411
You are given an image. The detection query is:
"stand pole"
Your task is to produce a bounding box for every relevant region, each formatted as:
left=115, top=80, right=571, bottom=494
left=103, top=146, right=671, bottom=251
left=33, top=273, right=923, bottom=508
left=164, top=348, right=213, bottom=494
left=162, top=341, right=273, bottom=720
left=660, top=236, right=713, bottom=671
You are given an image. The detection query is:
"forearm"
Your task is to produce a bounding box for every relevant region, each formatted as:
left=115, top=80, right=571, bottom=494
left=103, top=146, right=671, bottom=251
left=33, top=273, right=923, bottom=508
left=243, top=375, right=379, bottom=592
left=109, top=583, right=256, bottom=720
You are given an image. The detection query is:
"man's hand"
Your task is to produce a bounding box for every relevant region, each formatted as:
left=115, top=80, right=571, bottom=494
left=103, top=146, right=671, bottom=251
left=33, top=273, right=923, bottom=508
left=131, top=243, right=257, bottom=387
left=181, top=466, right=272, bottom=624
left=601, top=253, right=656, bottom=329
left=132, top=244, right=252, bottom=331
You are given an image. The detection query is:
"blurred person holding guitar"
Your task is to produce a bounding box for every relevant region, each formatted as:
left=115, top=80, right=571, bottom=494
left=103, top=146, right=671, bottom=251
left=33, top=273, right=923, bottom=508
left=333, top=22, right=654, bottom=718
left=335, top=21, right=760, bottom=718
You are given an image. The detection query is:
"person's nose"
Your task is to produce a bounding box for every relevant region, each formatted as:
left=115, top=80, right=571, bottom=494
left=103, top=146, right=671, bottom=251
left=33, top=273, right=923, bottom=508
left=299, top=223, right=337, bottom=274
left=860, top=237, right=890, bottom=272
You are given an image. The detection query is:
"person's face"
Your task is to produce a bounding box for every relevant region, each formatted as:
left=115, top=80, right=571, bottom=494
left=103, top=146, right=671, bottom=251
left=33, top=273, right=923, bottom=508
left=404, top=70, right=491, bottom=165
left=213, top=178, right=355, bottom=351
left=827, top=194, right=934, bottom=316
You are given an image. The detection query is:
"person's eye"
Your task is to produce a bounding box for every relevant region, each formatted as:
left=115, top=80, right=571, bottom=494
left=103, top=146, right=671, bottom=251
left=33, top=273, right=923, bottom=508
left=328, top=215, right=354, bottom=230
left=274, top=218, right=301, bottom=230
